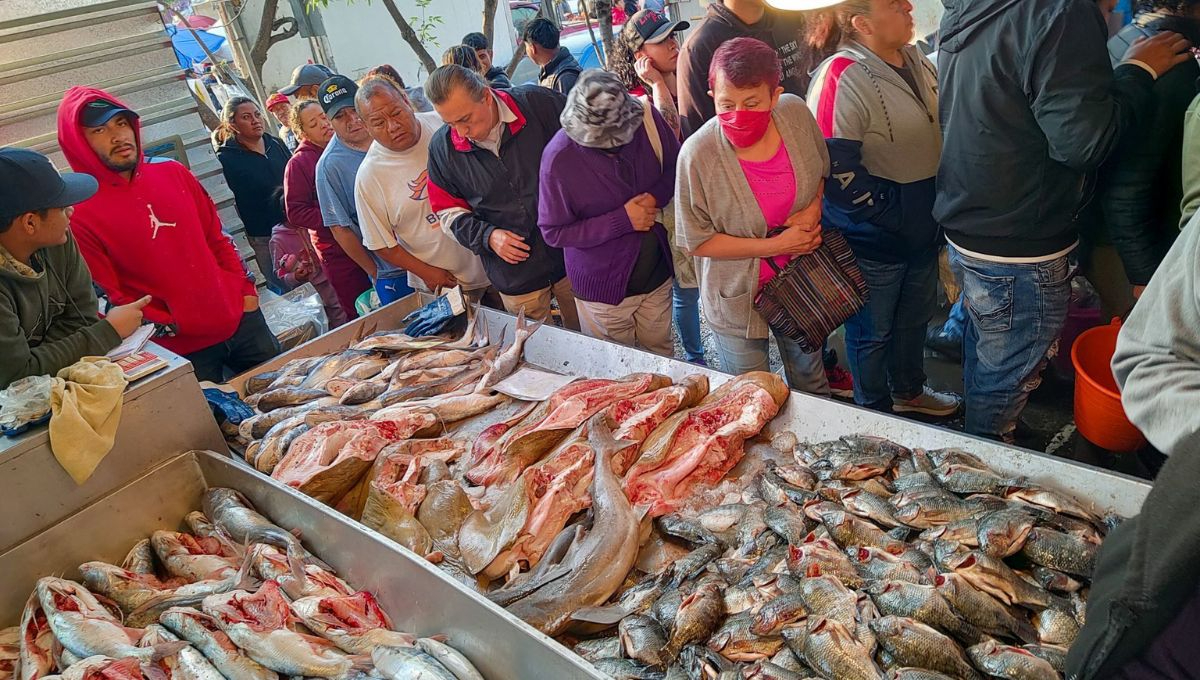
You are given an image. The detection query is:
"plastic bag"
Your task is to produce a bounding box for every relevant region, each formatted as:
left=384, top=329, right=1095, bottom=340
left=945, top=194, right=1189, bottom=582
left=260, top=283, right=329, bottom=351
left=0, top=374, right=55, bottom=435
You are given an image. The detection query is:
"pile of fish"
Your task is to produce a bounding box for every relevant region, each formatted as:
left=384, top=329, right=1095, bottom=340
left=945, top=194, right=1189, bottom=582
left=229, top=309, right=794, bottom=620
left=569, top=436, right=1111, bottom=680
left=226, top=310, right=1117, bottom=680
left=0, top=487, right=484, bottom=680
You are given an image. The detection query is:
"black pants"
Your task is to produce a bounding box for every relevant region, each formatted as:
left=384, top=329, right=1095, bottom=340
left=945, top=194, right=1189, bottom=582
left=184, top=310, right=280, bottom=383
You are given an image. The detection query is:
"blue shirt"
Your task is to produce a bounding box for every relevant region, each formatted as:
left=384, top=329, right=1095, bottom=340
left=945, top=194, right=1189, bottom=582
left=315, top=135, right=401, bottom=277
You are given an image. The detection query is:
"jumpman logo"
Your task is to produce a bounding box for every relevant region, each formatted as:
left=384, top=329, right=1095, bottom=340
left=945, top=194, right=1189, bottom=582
left=147, top=204, right=176, bottom=239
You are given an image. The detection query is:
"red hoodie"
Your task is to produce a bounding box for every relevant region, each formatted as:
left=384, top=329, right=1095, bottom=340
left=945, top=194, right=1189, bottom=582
left=57, top=87, right=256, bottom=356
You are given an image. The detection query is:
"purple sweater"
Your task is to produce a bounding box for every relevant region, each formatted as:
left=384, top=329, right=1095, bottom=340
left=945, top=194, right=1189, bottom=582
left=538, top=106, right=680, bottom=305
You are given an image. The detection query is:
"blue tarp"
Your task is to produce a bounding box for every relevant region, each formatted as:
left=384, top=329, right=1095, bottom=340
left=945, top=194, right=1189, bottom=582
left=167, top=24, right=227, bottom=70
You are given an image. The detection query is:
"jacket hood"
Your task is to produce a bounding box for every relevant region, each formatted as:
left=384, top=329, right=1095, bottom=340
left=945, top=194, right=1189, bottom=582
left=57, top=87, right=143, bottom=187
left=0, top=244, right=41, bottom=283
left=938, top=0, right=1025, bottom=53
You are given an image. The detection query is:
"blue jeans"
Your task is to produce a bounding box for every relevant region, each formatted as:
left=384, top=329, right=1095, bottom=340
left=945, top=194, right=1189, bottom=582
left=712, top=329, right=830, bottom=396
left=942, top=298, right=968, bottom=340
left=376, top=273, right=414, bottom=304
left=949, top=246, right=1071, bottom=442
left=844, top=256, right=937, bottom=411
left=672, top=283, right=705, bottom=363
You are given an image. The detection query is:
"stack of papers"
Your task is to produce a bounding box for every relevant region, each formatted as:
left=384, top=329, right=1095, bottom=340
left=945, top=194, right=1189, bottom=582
left=105, top=324, right=154, bottom=360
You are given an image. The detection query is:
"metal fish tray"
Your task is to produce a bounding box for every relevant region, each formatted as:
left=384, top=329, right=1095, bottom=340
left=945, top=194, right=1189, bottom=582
left=0, top=449, right=605, bottom=679
left=235, top=294, right=1149, bottom=516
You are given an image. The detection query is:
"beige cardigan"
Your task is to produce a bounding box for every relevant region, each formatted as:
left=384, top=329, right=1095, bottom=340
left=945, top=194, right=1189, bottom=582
left=675, top=94, right=831, bottom=339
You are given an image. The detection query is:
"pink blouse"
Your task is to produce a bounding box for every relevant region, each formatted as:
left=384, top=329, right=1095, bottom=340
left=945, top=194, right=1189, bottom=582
left=738, top=141, right=796, bottom=290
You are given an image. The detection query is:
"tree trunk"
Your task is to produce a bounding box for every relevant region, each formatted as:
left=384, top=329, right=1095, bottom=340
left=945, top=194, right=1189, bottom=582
left=505, top=41, right=526, bottom=77
left=595, top=0, right=614, bottom=67
left=249, top=0, right=299, bottom=87
left=380, top=0, right=437, bottom=75
left=482, top=0, right=499, bottom=44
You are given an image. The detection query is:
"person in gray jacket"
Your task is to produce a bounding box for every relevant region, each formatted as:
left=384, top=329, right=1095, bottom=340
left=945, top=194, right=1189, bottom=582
left=676, top=38, right=830, bottom=396
left=1068, top=209, right=1200, bottom=677
left=807, top=0, right=960, bottom=418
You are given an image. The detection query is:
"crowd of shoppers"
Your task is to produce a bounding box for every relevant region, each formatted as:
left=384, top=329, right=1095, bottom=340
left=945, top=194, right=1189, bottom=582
left=6, top=0, right=1197, bottom=450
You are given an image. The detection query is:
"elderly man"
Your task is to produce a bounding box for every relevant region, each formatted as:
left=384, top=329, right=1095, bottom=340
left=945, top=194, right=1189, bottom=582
left=353, top=76, right=490, bottom=304
left=425, top=65, right=578, bottom=329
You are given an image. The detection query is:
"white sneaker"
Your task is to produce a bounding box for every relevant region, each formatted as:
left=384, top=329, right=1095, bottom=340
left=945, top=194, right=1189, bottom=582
left=892, top=386, right=962, bottom=417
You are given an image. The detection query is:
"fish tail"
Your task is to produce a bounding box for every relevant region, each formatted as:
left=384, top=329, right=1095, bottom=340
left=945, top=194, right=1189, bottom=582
left=569, top=603, right=631, bottom=625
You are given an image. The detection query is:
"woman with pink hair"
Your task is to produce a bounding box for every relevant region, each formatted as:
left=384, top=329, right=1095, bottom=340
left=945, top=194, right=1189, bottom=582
left=675, top=37, right=831, bottom=395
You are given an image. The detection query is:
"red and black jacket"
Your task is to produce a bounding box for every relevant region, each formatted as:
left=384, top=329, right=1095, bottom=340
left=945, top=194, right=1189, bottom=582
left=428, top=85, right=568, bottom=296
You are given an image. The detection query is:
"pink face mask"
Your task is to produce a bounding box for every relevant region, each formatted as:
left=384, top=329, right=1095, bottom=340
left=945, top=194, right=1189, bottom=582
left=718, top=108, right=772, bottom=148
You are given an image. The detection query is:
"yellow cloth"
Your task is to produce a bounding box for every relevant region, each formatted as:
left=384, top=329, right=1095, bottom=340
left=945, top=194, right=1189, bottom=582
left=49, top=357, right=128, bottom=485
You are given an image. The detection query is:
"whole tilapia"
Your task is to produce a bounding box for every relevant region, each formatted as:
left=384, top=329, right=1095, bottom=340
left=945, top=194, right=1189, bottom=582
left=504, top=417, right=642, bottom=635
left=663, top=581, right=725, bottom=661
left=976, top=509, right=1036, bottom=559
left=158, top=607, right=277, bottom=680
left=933, top=574, right=1037, bottom=644
left=867, top=581, right=982, bottom=645
left=945, top=552, right=1054, bottom=609
left=801, top=617, right=881, bottom=680
left=869, top=616, right=980, bottom=680
left=1019, top=527, right=1097, bottom=578
left=620, top=614, right=668, bottom=668
left=966, top=640, right=1057, bottom=680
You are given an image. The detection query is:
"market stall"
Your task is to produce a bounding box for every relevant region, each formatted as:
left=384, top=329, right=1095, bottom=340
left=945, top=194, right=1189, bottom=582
left=0, top=347, right=227, bottom=553
left=216, top=294, right=1149, bottom=678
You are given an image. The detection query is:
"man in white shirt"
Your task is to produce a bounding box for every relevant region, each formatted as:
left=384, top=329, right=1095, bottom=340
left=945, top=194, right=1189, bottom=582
left=353, top=76, right=491, bottom=303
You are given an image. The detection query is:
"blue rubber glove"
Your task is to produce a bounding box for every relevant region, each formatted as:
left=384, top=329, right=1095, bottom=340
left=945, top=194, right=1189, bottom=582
left=403, top=287, right=466, bottom=337
left=203, top=387, right=255, bottom=425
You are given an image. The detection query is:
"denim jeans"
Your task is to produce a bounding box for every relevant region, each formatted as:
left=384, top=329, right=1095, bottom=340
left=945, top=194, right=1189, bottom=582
left=375, top=273, right=415, bottom=305
left=949, top=245, right=1071, bottom=442
left=942, top=298, right=969, bottom=341
left=672, top=283, right=705, bottom=363
left=712, top=329, right=830, bottom=396
left=844, top=256, right=937, bottom=411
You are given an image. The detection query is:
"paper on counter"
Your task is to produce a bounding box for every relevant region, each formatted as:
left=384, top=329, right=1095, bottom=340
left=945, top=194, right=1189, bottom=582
left=106, top=324, right=154, bottom=360
left=492, top=367, right=578, bottom=402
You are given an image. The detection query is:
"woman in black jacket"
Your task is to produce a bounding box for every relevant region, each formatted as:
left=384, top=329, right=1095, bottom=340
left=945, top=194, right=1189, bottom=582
left=214, top=96, right=293, bottom=293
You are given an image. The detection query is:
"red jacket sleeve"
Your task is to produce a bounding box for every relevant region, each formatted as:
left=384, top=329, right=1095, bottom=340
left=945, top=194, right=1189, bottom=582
left=284, top=156, right=324, bottom=232
left=183, top=166, right=256, bottom=297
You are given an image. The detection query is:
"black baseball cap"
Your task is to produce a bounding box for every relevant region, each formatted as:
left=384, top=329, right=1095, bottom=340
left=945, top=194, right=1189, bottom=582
left=280, top=63, right=335, bottom=96
left=79, top=98, right=140, bottom=128
left=0, top=148, right=98, bottom=219
left=318, top=76, right=358, bottom=118
left=628, top=10, right=689, bottom=49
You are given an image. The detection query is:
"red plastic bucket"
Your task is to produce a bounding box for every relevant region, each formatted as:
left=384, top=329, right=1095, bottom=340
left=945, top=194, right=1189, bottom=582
left=1070, top=319, right=1147, bottom=452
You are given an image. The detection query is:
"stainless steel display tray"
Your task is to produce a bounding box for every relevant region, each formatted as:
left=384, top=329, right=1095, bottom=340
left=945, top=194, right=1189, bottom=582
left=0, top=449, right=604, bottom=679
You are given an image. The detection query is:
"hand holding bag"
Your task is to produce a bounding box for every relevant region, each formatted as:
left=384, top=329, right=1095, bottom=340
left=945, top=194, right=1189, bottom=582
left=752, top=227, right=869, bottom=353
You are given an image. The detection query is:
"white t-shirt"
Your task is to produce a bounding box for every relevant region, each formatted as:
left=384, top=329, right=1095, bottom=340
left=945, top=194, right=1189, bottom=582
left=354, top=111, right=491, bottom=291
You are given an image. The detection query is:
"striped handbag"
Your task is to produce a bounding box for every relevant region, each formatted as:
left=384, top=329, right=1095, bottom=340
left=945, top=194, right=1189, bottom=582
left=753, top=228, right=869, bottom=354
